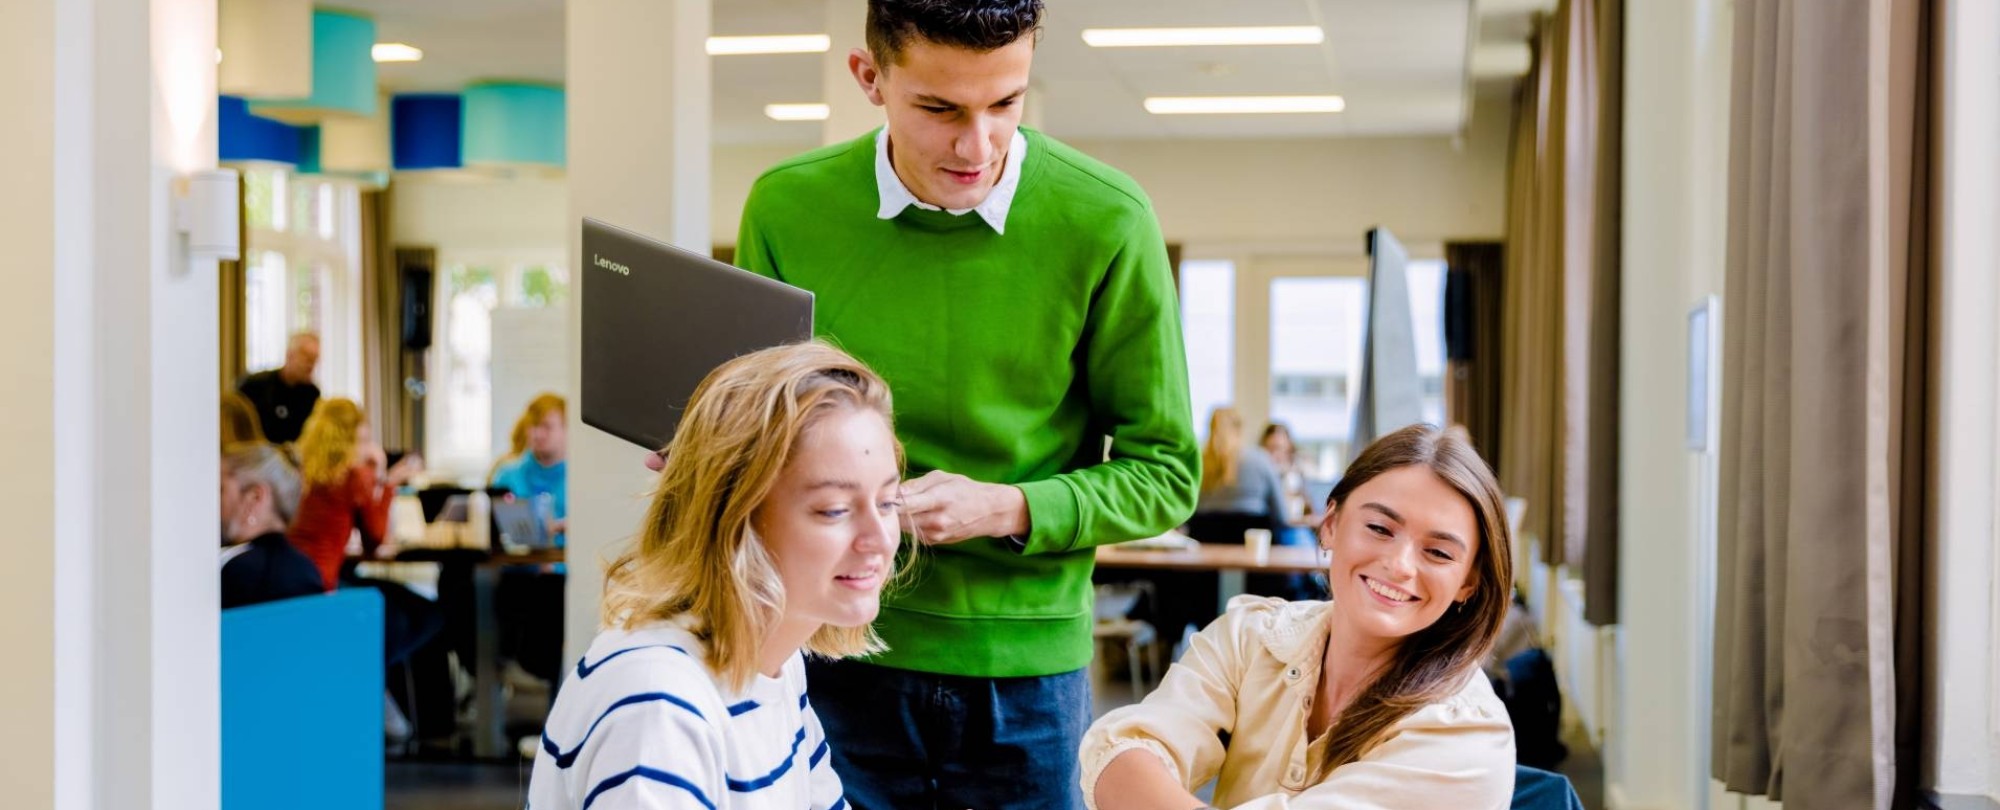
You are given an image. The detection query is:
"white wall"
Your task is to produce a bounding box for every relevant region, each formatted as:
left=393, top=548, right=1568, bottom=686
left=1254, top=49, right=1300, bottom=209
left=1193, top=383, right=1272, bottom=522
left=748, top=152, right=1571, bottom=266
left=400, top=105, right=1506, bottom=268
left=393, top=173, right=569, bottom=252
left=1930, top=1, right=2000, bottom=807
left=706, top=95, right=1512, bottom=251
left=3, top=0, right=221, bottom=806
left=1616, top=0, right=1733, bottom=809
left=2, top=0, right=60, bottom=801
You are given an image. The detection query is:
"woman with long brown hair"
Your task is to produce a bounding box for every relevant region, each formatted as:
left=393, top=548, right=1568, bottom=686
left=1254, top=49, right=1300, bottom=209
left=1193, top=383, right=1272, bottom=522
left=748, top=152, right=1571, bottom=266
left=1081, top=423, right=1516, bottom=808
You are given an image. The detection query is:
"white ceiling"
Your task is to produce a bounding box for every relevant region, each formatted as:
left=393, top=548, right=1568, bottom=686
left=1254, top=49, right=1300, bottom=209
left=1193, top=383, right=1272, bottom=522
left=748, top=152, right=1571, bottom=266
left=333, top=0, right=1542, bottom=146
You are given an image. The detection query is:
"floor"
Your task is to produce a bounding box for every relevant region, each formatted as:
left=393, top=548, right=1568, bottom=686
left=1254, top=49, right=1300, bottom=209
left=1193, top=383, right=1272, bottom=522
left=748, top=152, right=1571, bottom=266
left=387, top=654, right=1608, bottom=809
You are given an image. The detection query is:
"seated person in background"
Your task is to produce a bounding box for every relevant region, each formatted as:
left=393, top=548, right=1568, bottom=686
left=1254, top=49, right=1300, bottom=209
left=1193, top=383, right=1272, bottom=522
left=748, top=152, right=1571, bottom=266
left=529, top=342, right=901, bottom=810
left=1164, top=407, right=1299, bottom=634
left=490, top=393, right=570, bottom=691
left=219, top=442, right=324, bottom=608
left=1081, top=424, right=1516, bottom=810
left=292, top=398, right=454, bottom=740
left=490, top=392, right=568, bottom=537
left=1260, top=421, right=1310, bottom=524
left=1190, top=406, right=1289, bottom=539
left=220, top=391, right=269, bottom=449
left=291, top=398, right=422, bottom=588
left=236, top=331, right=321, bottom=444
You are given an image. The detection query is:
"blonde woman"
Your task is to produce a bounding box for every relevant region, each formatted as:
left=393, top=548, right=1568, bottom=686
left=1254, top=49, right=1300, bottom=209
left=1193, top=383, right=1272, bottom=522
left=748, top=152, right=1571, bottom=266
left=290, top=398, right=423, bottom=590
left=529, top=342, right=904, bottom=810
left=1082, top=424, right=1516, bottom=809
left=1192, top=406, right=1288, bottom=536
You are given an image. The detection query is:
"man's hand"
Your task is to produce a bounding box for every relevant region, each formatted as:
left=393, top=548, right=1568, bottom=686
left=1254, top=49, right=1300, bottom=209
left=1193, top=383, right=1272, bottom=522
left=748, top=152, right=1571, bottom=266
left=900, top=470, right=1030, bottom=546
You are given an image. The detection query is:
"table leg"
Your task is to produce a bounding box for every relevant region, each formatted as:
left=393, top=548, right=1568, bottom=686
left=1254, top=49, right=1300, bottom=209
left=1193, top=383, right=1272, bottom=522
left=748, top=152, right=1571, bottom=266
left=472, top=564, right=505, bottom=758
left=1218, top=569, right=1245, bottom=615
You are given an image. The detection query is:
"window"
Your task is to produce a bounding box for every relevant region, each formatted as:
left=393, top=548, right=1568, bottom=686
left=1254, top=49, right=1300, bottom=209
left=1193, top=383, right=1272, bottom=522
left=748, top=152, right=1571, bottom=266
left=1181, top=259, right=1235, bottom=441
left=1406, top=259, right=1449, bottom=428
left=1270, top=277, right=1367, bottom=476
left=1266, top=259, right=1449, bottom=475
left=238, top=165, right=363, bottom=397
left=428, top=256, right=570, bottom=479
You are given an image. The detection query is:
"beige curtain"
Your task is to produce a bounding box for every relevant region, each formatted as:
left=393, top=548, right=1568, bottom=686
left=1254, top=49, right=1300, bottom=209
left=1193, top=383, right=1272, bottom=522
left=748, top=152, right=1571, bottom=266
left=217, top=172, right=248, bottom=391
left=1710, top=1, right=1934, bottom=807
left=1498, top=0, right=1622, bottom=624
left=360, top=189, right=404, bottom=448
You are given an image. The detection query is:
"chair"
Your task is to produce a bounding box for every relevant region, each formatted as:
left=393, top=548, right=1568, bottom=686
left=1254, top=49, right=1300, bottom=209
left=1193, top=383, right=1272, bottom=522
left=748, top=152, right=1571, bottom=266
left=223, top=589, right=384, bottom=810
left=1092, top=617, right=1159, bottom=696
left=1093, top=582, right=1160, bottom=696
left=1511, top=765, right=1584, bottom=810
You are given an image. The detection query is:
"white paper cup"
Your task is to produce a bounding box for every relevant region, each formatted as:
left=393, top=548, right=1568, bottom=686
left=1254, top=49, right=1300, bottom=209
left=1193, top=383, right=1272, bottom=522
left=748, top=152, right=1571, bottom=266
left=1244, top=528, right=1273, bottom=564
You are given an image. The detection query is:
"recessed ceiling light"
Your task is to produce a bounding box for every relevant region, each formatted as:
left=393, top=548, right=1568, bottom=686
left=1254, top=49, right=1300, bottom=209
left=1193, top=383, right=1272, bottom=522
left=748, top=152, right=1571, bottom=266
left=372, top=43, right=423, bottom=62
left=1082, top=26, right=1324, bottom=48
left=1143, top=95, right=1346, bottom=115
left=708, top=35, right=831, bottom=56
left=765, top=103, right=831, bottom=121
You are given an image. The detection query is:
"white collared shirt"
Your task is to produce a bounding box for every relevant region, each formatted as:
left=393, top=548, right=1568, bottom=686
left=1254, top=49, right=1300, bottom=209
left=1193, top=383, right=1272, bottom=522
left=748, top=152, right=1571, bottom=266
left=875, top=126, right=1029, bottom=234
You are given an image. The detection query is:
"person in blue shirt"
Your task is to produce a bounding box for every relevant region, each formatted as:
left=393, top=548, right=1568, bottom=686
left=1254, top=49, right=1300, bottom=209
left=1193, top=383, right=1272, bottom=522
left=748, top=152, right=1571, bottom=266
left=491, top=392, right=568, bottom=538
left=492, top=392, right=570, bottom=696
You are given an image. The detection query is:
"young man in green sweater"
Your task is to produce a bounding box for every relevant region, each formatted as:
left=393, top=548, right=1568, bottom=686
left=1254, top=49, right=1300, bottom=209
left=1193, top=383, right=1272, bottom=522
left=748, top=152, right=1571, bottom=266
left=735, top=2, right=1198, bottom=807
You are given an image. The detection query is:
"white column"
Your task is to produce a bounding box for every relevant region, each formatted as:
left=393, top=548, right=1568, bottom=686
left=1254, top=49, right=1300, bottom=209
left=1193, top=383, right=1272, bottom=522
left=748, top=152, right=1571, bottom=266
left=565, top=0, right=712, bottom=668
left=1, top=0, right=219, bottom=806
left=1929, top=0, right=2000, bottom=805
left=822, top=0, right=879, bottom=145
left=1616, top=0, right=1731, bottom=808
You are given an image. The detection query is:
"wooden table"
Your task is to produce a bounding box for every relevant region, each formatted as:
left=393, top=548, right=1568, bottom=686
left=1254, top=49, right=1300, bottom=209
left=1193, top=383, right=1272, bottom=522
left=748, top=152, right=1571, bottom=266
left=352, top=545, right=566, bottom=758
left=1097, top=542, right=1325, bottom=613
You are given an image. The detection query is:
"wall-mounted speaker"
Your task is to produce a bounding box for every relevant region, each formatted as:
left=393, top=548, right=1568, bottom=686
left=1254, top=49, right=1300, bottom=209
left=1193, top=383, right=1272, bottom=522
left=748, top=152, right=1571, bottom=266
left=397, top=248, right=435, bottom=352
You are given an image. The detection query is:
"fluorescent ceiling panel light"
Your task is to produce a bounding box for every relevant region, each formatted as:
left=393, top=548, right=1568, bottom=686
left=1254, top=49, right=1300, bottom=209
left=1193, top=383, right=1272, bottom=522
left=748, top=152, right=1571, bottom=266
left=1082, top=26, right=1324, bottom=48
left=372, top=43, right=423, bottom=62
left=1144, top=95, right=1346, bottom=114
left=765, top=103, right=830, bottom=121
left=707, top=34, right=831, bottom=55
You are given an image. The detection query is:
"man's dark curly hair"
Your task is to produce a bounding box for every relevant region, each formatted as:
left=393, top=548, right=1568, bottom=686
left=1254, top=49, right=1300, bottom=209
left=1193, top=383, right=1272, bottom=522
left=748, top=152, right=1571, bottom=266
left=866, top=0, right=1045, bottom=68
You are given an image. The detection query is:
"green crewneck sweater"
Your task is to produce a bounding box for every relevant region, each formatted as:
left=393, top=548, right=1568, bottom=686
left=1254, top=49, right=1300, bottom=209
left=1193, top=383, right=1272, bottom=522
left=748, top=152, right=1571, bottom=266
left=736, top=127, right=1199, bottom=677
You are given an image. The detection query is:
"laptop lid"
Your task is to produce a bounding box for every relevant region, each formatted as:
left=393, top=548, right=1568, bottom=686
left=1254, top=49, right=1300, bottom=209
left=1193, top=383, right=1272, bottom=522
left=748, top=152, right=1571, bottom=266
left=580, top=217, right=814, bottom=450
left=491, top=499, right=550, bottom=549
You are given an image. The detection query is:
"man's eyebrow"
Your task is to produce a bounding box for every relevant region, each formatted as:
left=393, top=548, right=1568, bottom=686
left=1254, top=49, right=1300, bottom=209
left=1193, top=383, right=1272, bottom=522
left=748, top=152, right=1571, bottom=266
left=912, top=86, right=1027, bottom=108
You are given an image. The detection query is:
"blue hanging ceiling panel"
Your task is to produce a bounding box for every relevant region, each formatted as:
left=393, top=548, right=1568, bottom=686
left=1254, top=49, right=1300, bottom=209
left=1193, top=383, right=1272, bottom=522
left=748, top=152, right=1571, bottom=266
left=460, top=82, right=566, bottom=169
left=219, top=95, right=308, bottom=166
left=390, top=94, right=464, bottom=170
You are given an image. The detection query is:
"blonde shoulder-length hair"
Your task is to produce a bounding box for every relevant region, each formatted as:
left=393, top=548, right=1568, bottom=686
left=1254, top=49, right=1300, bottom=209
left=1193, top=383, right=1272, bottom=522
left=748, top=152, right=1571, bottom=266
left=297, top=398, right=364, bottom=488
left=600, top=340, right=905, bottom=690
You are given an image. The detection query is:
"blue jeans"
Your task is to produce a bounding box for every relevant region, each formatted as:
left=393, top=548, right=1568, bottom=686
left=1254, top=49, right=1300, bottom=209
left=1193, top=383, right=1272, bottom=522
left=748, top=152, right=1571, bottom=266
left=805, top=658, right=1090, bottom=810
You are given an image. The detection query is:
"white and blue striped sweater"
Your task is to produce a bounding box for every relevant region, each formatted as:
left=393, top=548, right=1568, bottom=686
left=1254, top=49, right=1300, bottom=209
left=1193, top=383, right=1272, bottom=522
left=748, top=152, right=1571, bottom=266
left=527, top=621, right=847, bottom=810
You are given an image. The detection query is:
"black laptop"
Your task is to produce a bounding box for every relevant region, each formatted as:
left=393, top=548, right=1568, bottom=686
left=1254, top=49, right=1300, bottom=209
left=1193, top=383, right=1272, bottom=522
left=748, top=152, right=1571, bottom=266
left=580, top=217, right=815, bottom=451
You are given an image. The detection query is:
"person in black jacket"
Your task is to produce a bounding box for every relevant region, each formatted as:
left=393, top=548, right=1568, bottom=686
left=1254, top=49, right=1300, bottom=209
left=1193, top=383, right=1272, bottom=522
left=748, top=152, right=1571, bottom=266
left=220, top=442, right=325, bottom=608
left=236, top=332, right=321, bottom=444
